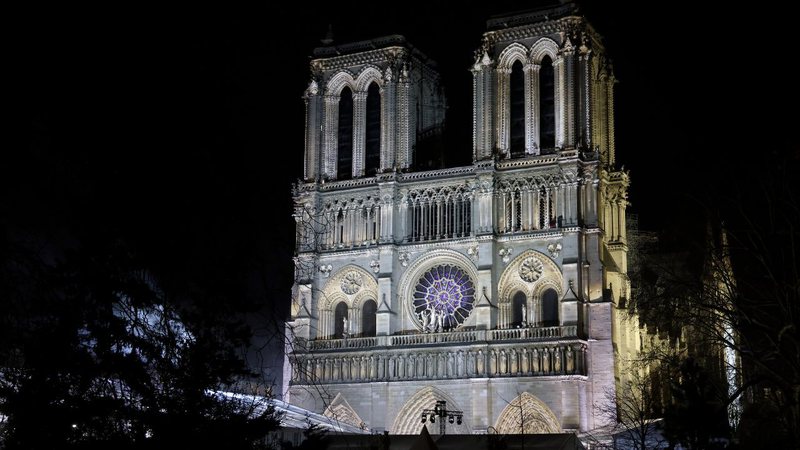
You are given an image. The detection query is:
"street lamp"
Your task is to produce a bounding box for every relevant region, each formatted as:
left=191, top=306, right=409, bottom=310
left=420, top=400, right=463, bottom=435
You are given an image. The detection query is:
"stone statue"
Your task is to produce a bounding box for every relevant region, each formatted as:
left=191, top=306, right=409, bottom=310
left=421, top=309, right=430, bottom=331
left=437, top=308, right=445, bottom=331
left=521, top=304, right=527, bottom=326
left=342, top=316, right=349, bottom=337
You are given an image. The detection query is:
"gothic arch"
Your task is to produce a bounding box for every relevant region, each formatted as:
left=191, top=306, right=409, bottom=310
left=391, top=386, right=472, bottom=434
left=326, top=70, right=357, bottom=96
left=494, top=392, right=561, bottom=434
left=321, top=265, right=378, bottom=310
left=497, top=250, right=562, bottom=328
left=319, top=265, right=378, bottom=338
left=529, top=38, right=559, bottom=64
left=497, top=250, right=562, bottom=303
left=355, top=66, right=384, bottom=92
left=497, top=42, right=529, bottom=69
left=323, top=393, right=365, bottom=429
left=398, top=249, right=480, bottom=331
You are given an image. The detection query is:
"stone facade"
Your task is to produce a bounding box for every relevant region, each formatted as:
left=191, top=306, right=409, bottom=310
left=286, top=3, right=634, bottom=435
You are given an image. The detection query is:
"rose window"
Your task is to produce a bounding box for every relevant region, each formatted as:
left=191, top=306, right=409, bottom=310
left=412, top=264, right=475, bottom=329
left=519, top=257, right=544, bottom=282
left=340, top=271, right=363, bottom=295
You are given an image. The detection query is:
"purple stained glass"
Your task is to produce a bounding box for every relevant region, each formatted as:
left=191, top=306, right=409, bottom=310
left=413, top=264, right=475, bottom=329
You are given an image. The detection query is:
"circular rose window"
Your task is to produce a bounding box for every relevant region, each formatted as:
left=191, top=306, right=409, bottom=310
left=413, top=264, right=475, bottom=331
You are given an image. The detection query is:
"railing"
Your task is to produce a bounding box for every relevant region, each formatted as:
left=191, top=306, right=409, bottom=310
left=488, top=325, right=575, bottom=341
left=306, top=336, right=378, bottom=351
left=303, top=325, right=578, bottom=352
left=390, top=330, right=480, bottom=346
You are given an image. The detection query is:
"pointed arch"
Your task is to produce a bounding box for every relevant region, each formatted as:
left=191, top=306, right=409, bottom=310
left=323, top=393, right=365, bottom=429
left=391, top=386, right=472, bottom=434
left=497, top=42, right=529, bottom=69
left=494, top=392, right=561, bottom=434
left=326, top=70, right=356, bottom=95
left=497, top=250, right=562, bottom=304
left=529, top=38, right=559, bottom=64
left=355, top=66, right=384, bottom=92
left=321, top=265, right=378, bottom=310
left=497, top=250, right=562, bottom=329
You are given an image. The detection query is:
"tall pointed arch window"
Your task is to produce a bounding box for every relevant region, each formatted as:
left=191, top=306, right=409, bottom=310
left=539, top=56, right=555, bottom=151
left=337, top=86, right=354, bottom=180
left=509, top=60, right=525, bottom=158
left=362, top=299, right=377, bottom=337
left=364, top=82, right=381, bottom=176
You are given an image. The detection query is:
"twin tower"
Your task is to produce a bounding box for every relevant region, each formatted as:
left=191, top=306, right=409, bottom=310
left=286, top=3, right=635, bottom=436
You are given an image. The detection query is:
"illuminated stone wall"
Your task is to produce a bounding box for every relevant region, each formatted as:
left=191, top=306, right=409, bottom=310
left=286, top=3, right=631, bottom=435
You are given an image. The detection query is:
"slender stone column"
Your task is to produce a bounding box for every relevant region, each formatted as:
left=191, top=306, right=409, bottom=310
left=352, top=92, right=367, bottom=178
left=304, top=82, right=321, bottom=181
left=323, top=94, right=339, bottom=179
left=525, top=63, right=540, bottom=154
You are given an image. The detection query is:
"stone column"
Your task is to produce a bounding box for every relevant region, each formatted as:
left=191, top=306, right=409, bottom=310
left=381, top=68, right=396, bottom=171
left=561, top=42, right=576, bottom=148
left=352, top=92, right=367, bottom=178
left=578, top=46, right=593, bottom=150
left=304, top=81, right=321, bottom=181
left=554, top=55, right=565, bottom=149
left=397, top=65, right=411, bottom=169
left=496, top=66, right=510, bottom=156
left=471, top=53, right=495, bottom=161
left=524, top=63, right=540, bottom=155
left=323, top=94, right=339, bottom=179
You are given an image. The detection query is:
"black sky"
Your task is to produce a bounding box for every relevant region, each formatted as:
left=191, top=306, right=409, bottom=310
left=10, top=2, right=797, bottom=315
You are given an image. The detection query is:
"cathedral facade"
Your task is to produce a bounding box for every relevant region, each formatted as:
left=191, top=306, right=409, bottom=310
left=286, top=3, right=634, bottom=435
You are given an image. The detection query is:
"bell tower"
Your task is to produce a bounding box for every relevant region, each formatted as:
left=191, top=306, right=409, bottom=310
left=302, top=35, right=446, bottom=183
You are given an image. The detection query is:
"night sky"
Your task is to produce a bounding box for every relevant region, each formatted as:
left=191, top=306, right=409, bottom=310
left=10, top=2, right=796, bottom=321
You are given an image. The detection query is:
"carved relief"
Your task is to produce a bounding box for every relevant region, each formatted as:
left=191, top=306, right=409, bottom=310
left=341, top=271, right=363, bottom=295
left=519, top=256, right=544, bottom=282
left=547, top=242, right=562, bottom=258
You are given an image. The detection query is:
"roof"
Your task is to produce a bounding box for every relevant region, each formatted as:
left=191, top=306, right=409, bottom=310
left=486, top=2, right=580, bottom=30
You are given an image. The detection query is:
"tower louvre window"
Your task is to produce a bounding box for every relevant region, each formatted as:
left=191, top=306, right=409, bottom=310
left=539, top=55, right=555, bottom=151
left=337, top=87, right=354, bottom=180
left=509, top=60, right=525, bottom=158
left=365, top=82, right=381, bottom=176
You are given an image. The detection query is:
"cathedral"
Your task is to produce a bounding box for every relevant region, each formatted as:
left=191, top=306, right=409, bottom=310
left=285, top=3, right=637, bottom=436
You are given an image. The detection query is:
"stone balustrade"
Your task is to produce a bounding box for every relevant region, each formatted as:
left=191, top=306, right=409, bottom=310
left=302, top=325, right=576, bottom=352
